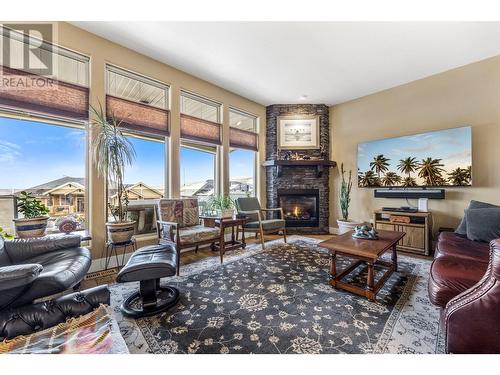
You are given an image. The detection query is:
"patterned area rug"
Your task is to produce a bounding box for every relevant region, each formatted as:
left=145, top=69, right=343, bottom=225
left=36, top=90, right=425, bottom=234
left=110, top=236, right=442, bottom=354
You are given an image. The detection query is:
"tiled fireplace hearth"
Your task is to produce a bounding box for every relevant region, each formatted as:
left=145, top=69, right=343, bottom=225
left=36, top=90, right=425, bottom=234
left=264, top=104, right=334, bottom=234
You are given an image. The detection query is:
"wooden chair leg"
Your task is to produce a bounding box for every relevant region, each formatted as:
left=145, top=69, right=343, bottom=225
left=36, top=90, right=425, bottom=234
left=176, top=241, right=181, bottom=276
left=259, top=227, right=265, bottom=249
left=283, top=227, right=287, bottom=243
left=195, top=245, right=199, bottom=253
left=255, top=232, right=258, bottom=239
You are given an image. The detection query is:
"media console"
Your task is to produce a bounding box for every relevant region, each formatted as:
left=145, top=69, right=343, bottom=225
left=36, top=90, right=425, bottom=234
left=373, top=210, right=432, bottom=256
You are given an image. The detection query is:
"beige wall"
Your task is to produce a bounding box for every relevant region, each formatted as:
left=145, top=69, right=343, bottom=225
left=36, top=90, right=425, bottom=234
left=54, top=23, right=266, bottom=259
left=330, top=55, right=500, bottom=237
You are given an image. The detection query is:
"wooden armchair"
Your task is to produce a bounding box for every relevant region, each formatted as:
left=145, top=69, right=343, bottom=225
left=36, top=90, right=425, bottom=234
left=235, top=197, right=287, bottom=249
left=155, top=198, right=220, bottom=275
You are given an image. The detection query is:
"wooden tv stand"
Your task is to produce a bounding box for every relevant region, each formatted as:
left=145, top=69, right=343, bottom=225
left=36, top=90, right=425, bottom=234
left=373, top=210, right=432, bottom=256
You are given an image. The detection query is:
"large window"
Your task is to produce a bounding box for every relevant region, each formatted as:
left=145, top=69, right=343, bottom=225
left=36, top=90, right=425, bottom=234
left=229, top=108, right=258, bottom=199
left=179, top=91, right=221, bottom=214
left=105, top=66, right=169, bottom=235
left=180, top=141, right=216, bottom=214
left=0, top=116, right=86, bottom=234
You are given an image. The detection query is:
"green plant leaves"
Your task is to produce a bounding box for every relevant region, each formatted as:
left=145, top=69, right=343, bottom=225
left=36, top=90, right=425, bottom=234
left=207, top=195, right=235, bottom=210
left=16, top=191, right=49, bottom=219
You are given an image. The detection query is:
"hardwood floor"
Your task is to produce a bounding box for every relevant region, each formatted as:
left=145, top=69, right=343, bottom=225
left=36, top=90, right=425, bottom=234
left=81, top=233, right=333, bottom=289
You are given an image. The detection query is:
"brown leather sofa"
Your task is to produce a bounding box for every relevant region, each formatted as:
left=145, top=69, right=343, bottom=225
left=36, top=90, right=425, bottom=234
left=428, top=232, right=500, bottom=353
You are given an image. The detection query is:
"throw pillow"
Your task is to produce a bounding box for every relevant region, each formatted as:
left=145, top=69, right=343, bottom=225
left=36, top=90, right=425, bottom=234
left=455, top=200, right=499, bottom=236
left=465, top=207, right=500, bottom=242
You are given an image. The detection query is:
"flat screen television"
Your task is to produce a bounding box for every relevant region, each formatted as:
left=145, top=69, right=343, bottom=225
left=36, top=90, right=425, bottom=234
left=357, top=126, right=472, bottom=188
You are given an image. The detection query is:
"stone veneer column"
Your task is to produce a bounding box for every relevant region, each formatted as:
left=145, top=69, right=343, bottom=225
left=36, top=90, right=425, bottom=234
left=265, top=104, right=331, bottom=234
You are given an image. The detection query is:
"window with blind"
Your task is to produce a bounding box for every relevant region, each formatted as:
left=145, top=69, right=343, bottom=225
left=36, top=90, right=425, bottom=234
left=229, top=108, right=258, bottom=151
left=180, top=91, right=222, bottom=145
left=229, top=108, right=258, bottom=198
left=0, top=26, right=89, bottom=121
left=106, top=65, right=170, bottom=137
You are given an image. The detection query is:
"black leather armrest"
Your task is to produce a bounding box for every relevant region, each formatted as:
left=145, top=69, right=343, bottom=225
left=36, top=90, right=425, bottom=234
left=4, top=235, right=82, bottom=263
left=0, top=285, right=111, bottom=340
left=0, top=264, right=43, bottom=291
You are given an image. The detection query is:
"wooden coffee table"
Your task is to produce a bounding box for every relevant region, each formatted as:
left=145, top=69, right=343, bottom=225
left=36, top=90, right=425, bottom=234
left=318, top=229, right=405, bottom=301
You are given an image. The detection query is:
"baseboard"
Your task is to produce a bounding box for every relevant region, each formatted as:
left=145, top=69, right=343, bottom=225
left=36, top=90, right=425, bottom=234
left=88, top=252, right=134, bottom=273
left=329, top=227, right=339, bottom=235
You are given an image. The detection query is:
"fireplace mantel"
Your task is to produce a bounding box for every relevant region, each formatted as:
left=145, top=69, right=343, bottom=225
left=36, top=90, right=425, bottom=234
left=262, top=159, right=337, bottom=178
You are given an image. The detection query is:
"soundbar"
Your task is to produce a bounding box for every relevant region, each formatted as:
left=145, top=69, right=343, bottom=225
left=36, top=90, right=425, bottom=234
left=382, top=207, right=419, bottom=213
left=374, top=188, right=445, bottom=199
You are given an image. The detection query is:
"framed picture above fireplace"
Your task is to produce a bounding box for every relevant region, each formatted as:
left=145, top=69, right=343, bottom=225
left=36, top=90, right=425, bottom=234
left=277, top=115, right=320, bottom=150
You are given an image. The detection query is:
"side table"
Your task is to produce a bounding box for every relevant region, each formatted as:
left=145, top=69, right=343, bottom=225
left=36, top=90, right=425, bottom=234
left=214, top=217, right=248, bottom=264
left=104, top=238, right=137, bottom=270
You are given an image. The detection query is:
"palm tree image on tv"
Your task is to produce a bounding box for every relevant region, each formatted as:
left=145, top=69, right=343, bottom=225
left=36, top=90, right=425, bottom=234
left=369, top=154, right=390, bottom=179
left=447, top=167, right=470, bottom=186
left=381, top=172, right=402, bottom=186
left=357, top=127, right=472, bottom=187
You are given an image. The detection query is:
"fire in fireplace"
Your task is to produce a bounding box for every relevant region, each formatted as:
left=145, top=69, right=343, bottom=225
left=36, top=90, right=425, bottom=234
left=278, top=189, right=319, bottom=227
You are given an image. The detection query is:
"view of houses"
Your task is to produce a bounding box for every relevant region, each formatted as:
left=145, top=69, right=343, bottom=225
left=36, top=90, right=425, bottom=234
left=0, top=175, right=254, bottom=234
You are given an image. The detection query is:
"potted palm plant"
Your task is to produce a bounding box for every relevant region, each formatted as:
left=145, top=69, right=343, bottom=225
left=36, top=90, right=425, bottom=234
left=337, top=163, right=364, bottom=234
left=91, top=104, right=136, bottom=244
left=13, top=191, right=50, bottom=238
left=208, top=195, right=235, bottom=218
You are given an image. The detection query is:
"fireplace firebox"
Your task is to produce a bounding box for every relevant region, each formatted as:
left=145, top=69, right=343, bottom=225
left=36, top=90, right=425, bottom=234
left=278, top=189, right=319, bottom=227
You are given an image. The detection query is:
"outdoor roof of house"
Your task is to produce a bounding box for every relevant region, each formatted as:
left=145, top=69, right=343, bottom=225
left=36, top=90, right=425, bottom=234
left=108, top=182, right=164, bottom=199
left=26, top=176, right=85, bottom=192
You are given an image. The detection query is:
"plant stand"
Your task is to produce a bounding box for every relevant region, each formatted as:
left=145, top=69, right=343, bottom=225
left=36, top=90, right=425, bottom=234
left=103, top=238, right=137, bottom=270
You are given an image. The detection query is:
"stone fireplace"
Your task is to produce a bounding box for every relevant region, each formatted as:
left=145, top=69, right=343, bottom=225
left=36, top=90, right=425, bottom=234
left=264, top=104, right=334, bottom=234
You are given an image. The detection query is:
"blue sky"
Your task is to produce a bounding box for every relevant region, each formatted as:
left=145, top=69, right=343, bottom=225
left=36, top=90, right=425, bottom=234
left=0, top=117, right=86, bottom=189
left=358, top=126, right=472, bottom=183
left=0, top=117, right=255, bottom=190
left=180, top=147, right=255, bottom=186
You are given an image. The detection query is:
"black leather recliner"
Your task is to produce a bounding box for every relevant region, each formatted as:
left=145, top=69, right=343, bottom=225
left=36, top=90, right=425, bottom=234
left=0, top=235, right=92, bottom=310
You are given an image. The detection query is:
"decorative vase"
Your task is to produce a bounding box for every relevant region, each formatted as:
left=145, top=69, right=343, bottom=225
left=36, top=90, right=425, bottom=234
left=218, top=209, right=234, bottom=218
left=58, top=217, right=78, bottom=234
left=13, top=216, right=49, bottom=238
left=106, top=221, right=136, bottom=244
left=336, top=219, right=365, bottom=235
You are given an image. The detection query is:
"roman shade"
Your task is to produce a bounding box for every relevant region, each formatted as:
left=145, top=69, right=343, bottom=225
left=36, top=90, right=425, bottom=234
left=0, top=27, right=90, bottom=121
left=229, top=127, right=258, bottom=151
left=0, top=66, right=89, bottom=120
left=106, top=95, right=170, bottom=137
left=180, top=113, right=222, bottom=145
left=229, top=108, right=258, bottom=151
left=105, top=65, right=170, bottom=137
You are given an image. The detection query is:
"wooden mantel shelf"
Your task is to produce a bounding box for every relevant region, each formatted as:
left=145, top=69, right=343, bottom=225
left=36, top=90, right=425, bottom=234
left=261, top=159, right=337, bottom=178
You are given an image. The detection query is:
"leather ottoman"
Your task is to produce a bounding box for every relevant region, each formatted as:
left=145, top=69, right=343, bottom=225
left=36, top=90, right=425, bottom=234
left=117, top=243, right=179, bottom=318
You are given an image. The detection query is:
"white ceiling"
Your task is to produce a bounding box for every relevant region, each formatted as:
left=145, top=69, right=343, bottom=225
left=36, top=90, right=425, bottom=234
left=73, top=22, right=500, bottom=106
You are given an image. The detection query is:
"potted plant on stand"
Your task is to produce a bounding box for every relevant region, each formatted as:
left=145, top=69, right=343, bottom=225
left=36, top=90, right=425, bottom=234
left=208, top=195, right=235, bottom=218
left=337, top=163, right=364, bottom=234
left=13, top=191, right=50, bottom=238
left=91, top=104, right=136, bottom=244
